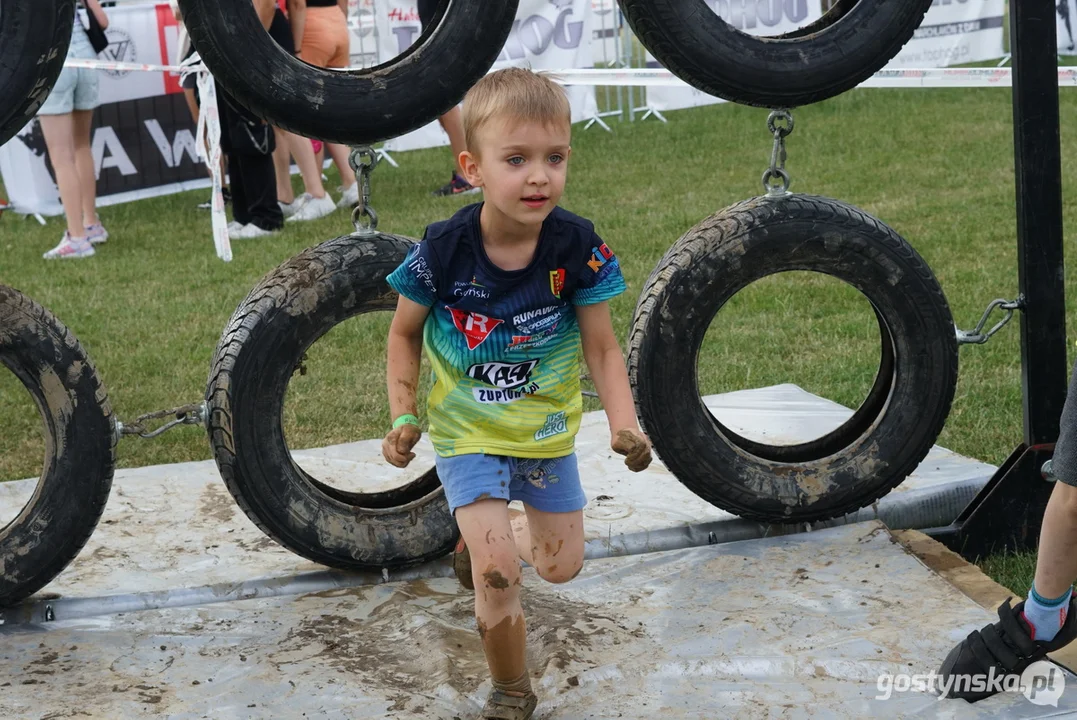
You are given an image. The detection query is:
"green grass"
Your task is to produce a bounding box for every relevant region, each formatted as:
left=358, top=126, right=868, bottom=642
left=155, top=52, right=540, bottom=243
left=4, top=84, right=1077, bottom=593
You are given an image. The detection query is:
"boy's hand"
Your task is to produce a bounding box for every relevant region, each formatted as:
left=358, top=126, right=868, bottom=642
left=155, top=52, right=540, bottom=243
left=382, top=425, right=421, bottom=468
left=612, top=428, right=652, bottom=472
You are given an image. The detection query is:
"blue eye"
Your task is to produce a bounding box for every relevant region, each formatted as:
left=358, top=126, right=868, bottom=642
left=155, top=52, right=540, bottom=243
left=549, top=154, right=564, bottom=164
left=508, top=156, right=525, bottom=166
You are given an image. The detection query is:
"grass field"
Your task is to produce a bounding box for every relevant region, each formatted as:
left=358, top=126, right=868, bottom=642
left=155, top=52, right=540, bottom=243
left=3, top=83, right=1077, bottom=596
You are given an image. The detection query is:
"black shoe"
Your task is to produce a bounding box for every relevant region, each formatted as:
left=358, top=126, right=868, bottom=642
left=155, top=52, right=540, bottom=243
left=431, top=172, right=480, bottom=197
left=936, top=597, right=1077, bottom=701
left=197, top=187, right=232, bottom=209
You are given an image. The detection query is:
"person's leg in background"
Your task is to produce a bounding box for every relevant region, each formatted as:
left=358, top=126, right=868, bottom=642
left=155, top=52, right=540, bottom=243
left=37, top=61, right=94, bottom=259
left=297, top=6, right=358, bottom=207
left=417, top=0, right=476, bottom=197
left=68, top=62, right=106, bottom=244
left=39, top=113, right=94, bottom=257
left=266, top=5, right=336, bottom=221
left=72, top=108, right=106, bottom=243
left=231, top=137, right=284, bottom=236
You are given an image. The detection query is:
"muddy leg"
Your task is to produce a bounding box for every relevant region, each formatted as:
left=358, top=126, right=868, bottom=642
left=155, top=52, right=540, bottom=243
left=455, top=499, right=530, bottom=686
left=522, top=506, right=584, bottom=584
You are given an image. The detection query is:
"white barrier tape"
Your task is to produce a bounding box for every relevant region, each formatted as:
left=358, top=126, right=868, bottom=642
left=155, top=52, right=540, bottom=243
left=63, top=58, right=190, bottom=74
left=66, top=59, right=1077, bottom=90
left=547, top=67, right=1077, bottom=89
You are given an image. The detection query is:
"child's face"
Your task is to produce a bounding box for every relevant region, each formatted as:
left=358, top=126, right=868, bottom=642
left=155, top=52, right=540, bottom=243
left=461, top=117, right=572, bottom=231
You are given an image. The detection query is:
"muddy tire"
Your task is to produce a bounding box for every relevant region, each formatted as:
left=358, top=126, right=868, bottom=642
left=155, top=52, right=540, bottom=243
left=627, top=194, right=958, bottom=523
left=619, top=0, right=933, bottom=107
left=205, top=233, right=457, bottom=570
left=178, top=0, right=518, bottom=145
left=0, top=285, right=115, bottom=607
left=0, top=0, right=75, bottom=146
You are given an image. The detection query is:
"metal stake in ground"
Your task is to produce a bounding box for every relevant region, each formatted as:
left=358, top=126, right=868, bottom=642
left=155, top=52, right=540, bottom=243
left=349, top=146, right=380, bottom=236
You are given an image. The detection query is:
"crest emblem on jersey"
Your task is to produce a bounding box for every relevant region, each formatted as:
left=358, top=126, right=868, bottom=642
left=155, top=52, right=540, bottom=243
left=447, top=308, right=503, bottom=350
left=550, top=269, right=566, bottom=298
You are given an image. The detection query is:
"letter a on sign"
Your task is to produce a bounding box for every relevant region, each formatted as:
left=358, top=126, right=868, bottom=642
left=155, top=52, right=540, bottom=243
left=447, top=307, right=504, bottom=350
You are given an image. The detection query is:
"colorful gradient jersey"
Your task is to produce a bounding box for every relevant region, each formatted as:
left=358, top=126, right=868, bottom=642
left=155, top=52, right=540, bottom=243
left=386, top=203, right=626, bottom=458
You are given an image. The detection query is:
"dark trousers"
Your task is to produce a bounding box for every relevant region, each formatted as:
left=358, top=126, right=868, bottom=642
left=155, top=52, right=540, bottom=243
left=217, top=84, right=283, bottom=231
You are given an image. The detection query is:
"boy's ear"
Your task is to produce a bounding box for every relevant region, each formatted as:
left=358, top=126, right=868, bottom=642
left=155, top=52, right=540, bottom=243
left=459, top=150, right=483, bottom=188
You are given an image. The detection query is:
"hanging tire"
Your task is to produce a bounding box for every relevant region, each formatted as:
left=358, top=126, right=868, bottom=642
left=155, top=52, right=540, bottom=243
left=619, top=0, right=934, bottom=108
left=178, top=0, right=518, bottom=145
left=627, top=194, right=958, bottom=523
left=205, top=233, right=457, bottom=570
left=0, top=0, right=75, bottom=146
left=0, top=285, right=115, bottom=607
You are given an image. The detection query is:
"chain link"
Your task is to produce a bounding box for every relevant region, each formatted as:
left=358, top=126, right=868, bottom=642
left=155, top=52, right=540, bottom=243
left=955, top=295, right=1025, bottom=345
left=115, top=401, right=207, bottom=442
left=762, top=109, right=794, bottom=196
left=349, top=146, right=380, bottom=236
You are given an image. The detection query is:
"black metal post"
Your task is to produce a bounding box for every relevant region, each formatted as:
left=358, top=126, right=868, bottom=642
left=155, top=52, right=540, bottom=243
left=923, top=0, right=1068, bottom=559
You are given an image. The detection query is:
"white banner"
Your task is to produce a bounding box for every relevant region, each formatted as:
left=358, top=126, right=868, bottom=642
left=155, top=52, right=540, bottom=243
left=885, top=0, right=1005, bottom=68
left=378, top=0, right=599, bottom=153
left=644, top=1, right=825, bottom=113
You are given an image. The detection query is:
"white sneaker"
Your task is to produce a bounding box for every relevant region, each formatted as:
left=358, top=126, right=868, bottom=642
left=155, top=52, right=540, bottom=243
left=287, top=192, right=336, bottom=222
left=337, top=183, right=359, bottom=208
left=43, top=232, right=94, bottom=259
left=230, top=223, right=278, bottom=239
left=84, top=223, right=109, bottom=244
left=227, top=220, right=245, bottom=235
left=279, top=194, right=311, bottom=219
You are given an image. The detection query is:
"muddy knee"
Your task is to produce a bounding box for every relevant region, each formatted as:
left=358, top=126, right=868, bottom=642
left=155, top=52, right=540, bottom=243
left=473, top=553, right=522, bottom=600
left=536, top=557, right=583, bottom=585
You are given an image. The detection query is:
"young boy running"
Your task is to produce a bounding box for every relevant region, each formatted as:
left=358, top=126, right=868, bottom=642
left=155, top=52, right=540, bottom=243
left=382, top=67, right=652, bottom=719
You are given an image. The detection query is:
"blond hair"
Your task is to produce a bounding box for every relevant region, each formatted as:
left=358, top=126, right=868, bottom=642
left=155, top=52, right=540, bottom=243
left=461, top=68, right=571, bottom=153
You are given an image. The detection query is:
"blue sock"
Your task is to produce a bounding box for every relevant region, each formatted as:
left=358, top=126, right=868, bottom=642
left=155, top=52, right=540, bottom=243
left=1023, top=584, right=1073, bottom=642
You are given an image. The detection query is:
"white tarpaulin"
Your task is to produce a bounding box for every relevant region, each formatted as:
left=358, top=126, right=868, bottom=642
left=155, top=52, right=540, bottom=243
left=377, top=0, right=599, bottom=153
left=2, top=386, right=1075, bottom=717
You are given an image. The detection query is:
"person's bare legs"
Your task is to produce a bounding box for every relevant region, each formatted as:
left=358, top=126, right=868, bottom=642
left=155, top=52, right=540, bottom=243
left=439, top=105, right=467, bottom=175
left=455, top=499, right=530, bottom=693
left=72, top=109, right=99, bottom=228
left=283, top=131, right=327, bottom=198
left=273, top=139, right=295, bottom=204
left=1032, top=482, right=1077, bottom=597
left=38, top=113, right=85, bottom=238
left=325, top=142, right=356, bottom=188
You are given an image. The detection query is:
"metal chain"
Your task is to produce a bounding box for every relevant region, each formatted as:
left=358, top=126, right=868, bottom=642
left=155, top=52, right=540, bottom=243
left=349, top=146, right=380, bottom=236
left=762, top=109, right=794, bottom=196
left=115, top=401, right=207, bottom=442
left=955, top=295, right=1025, bottom=345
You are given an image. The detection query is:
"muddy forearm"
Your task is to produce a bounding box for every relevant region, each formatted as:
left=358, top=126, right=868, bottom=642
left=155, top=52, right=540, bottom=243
left=387, top=330, right=423, bottom=420
left=584, top=345, right=639, bottom=434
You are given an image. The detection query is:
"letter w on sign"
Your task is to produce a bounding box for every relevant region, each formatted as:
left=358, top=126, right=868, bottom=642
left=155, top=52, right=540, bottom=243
left=447, top=308, right=504, bottom=350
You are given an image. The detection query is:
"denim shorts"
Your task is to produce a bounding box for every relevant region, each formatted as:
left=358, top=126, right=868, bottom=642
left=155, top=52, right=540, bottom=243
left=435, top=453, right=587, bottom=515
left=39, top=32, right=99, bottom=115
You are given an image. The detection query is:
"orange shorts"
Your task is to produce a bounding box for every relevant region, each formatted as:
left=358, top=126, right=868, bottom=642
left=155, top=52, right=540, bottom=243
left=299, top=6, right=350, bottom=69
